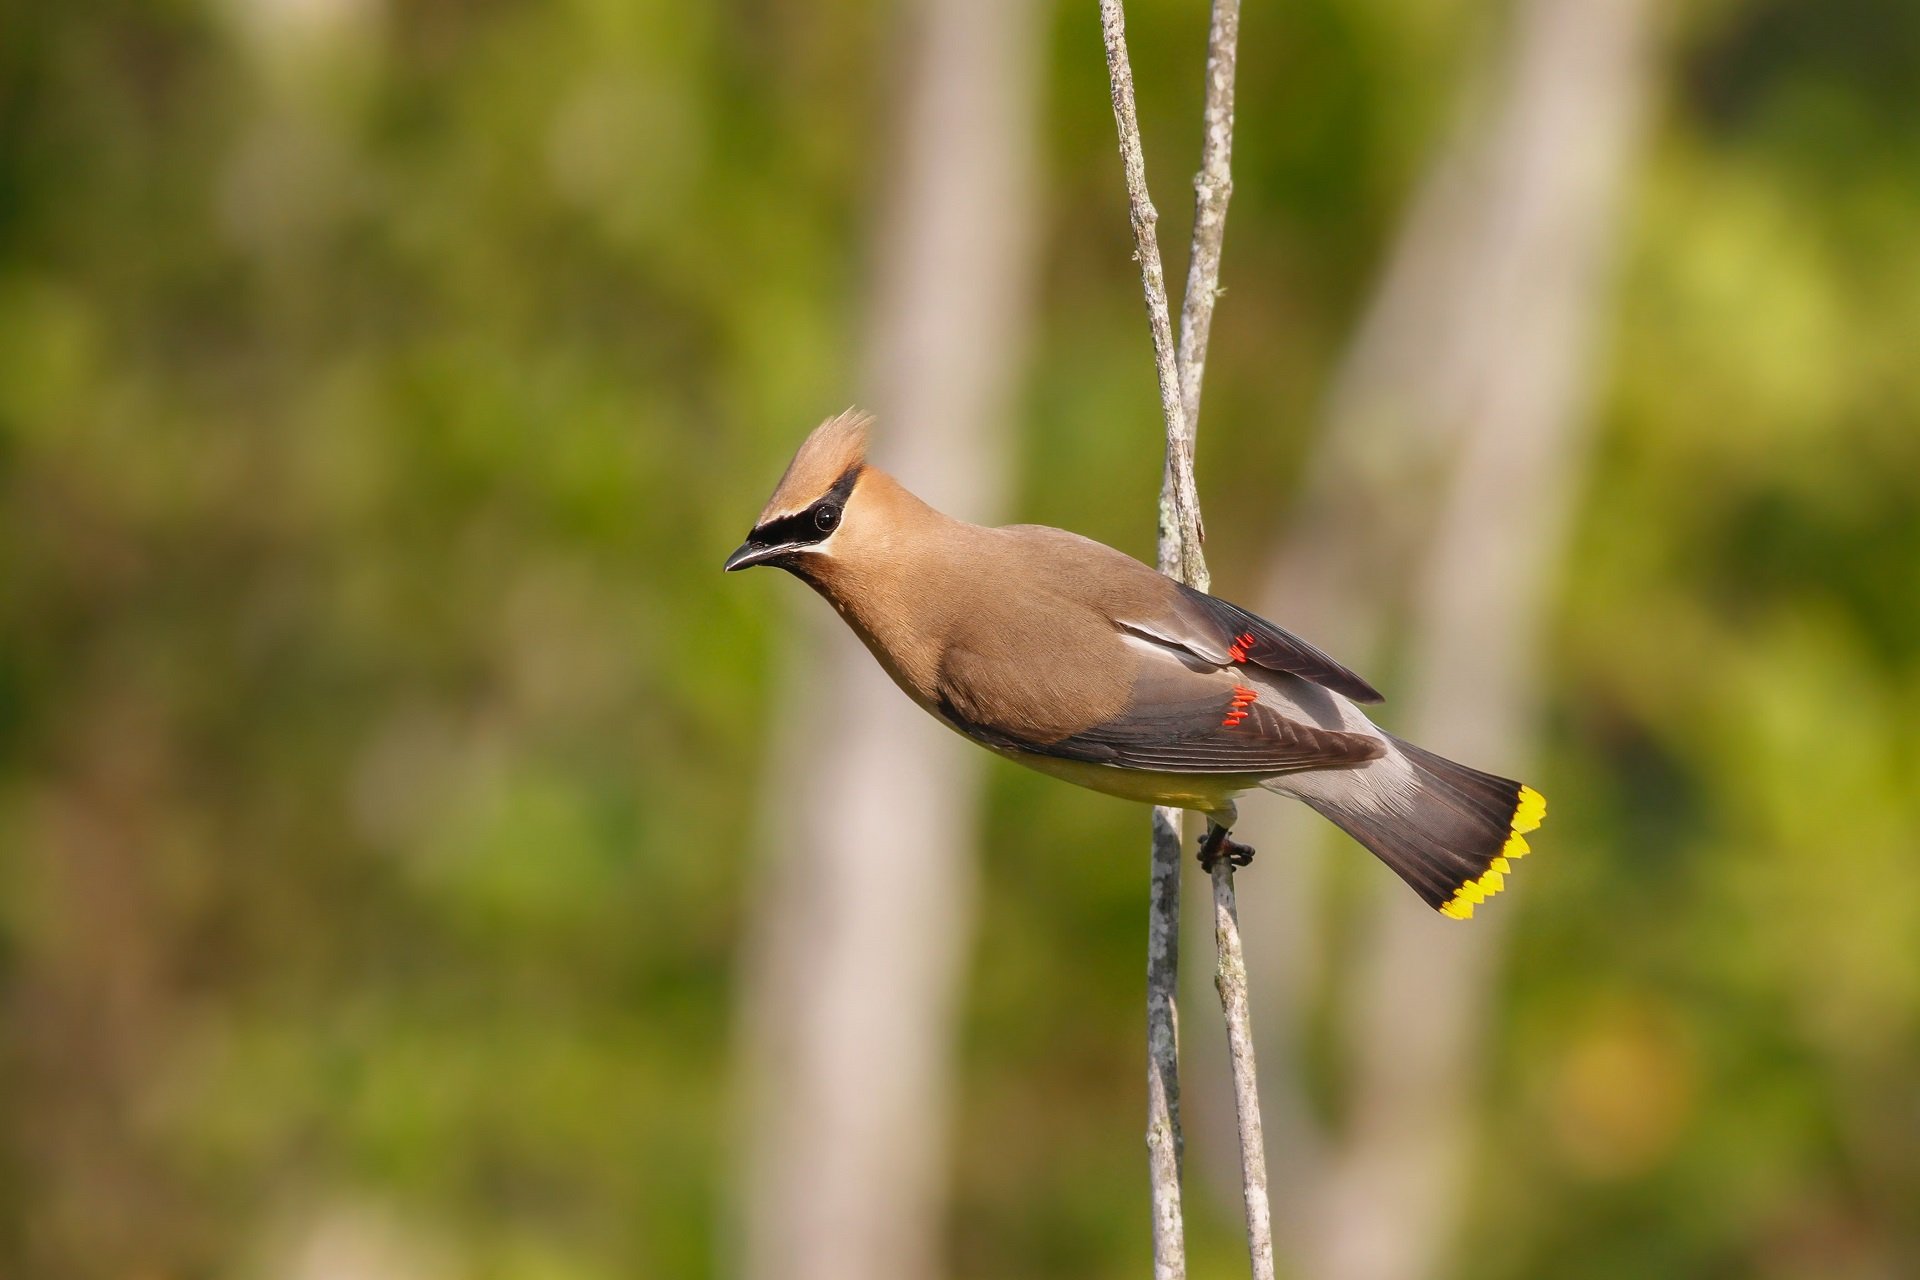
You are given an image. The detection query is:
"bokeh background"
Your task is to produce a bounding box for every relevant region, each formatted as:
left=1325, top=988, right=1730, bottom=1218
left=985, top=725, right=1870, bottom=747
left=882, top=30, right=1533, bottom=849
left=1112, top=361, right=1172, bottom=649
left=3, top=1, right=1917, bottom=1277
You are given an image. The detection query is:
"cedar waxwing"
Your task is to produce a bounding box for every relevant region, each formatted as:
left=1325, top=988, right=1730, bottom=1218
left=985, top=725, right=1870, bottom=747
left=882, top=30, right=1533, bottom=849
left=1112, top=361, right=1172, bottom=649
left=725, top=410, right=1545, bottom=918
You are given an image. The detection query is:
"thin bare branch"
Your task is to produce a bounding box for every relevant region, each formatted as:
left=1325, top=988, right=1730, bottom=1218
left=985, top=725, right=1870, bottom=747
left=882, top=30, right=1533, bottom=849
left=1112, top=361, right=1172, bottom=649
left=1212, top=861, right=1277, bottom=1280
left=1100, top=3, right=1264, bottom=1278
left=1176, top=0, right=1243, bottom=433
left=1145, top=808, right=1186, bottom=1280
left=1175, top=7, right=1274, bottom=1278
left=1099, top=0, right=1205, bottom=592
left=1098, top=5, right=1196, bottom=1275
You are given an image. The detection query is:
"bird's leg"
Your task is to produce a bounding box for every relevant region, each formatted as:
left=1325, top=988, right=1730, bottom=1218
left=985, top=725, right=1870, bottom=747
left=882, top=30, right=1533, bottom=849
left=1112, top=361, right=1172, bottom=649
left=1196, top=822, right=1256, bottom=871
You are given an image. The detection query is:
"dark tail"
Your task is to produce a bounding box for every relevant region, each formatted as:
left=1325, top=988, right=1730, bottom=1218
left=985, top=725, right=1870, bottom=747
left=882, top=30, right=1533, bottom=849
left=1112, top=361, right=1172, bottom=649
left=1299, top=737, right=1545, bottom=920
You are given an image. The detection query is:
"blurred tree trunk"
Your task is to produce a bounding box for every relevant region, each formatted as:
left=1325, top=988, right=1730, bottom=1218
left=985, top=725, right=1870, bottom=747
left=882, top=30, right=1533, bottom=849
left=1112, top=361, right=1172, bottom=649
left=3, top=709, right=194, bottom=1276
left=1200, top=0, right=1656, bottom=1275
left=732, top=2, right=1042, bottom=1279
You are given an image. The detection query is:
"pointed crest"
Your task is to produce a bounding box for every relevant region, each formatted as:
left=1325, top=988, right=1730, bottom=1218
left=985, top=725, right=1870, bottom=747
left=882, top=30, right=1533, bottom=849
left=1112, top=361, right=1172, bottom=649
left=758, top=408, right=873, bottom=524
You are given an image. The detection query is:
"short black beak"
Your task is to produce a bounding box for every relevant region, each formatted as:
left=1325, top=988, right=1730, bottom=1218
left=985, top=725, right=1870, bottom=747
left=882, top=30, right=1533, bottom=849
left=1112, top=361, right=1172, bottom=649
left=724, top=538, right=792, bottom=572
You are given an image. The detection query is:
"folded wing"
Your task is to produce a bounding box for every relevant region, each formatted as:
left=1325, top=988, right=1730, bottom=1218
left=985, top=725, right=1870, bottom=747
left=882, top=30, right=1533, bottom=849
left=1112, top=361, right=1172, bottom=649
left=939, top=640, right=1383, bottom=776
left=1051, top=687, right=1385, bottom=774
left=1121, top=583, right=1384, bottom=704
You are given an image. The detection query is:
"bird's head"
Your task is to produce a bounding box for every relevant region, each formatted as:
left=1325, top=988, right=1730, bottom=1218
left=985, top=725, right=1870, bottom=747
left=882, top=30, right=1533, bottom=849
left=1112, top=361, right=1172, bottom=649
left=724, top=408, right=874, bottom=576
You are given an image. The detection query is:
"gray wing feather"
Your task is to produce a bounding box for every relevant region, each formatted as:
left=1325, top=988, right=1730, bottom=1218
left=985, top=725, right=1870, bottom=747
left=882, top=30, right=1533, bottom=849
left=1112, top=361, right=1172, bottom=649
left=1123, top=584, right=1384, bottom=703
left=942, top=661, right=1384, bottom=776
left=1052, top=692, right=1384, bottom=774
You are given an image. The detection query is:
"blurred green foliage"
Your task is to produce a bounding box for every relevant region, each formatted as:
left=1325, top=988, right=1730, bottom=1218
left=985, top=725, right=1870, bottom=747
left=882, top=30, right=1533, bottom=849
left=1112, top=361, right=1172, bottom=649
left=1, top=1, right=1915, bottom=1277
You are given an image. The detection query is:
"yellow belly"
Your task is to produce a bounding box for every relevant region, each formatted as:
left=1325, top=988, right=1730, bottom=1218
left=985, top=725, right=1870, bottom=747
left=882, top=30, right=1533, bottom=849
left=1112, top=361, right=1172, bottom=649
left=997, top=745, right=1258, bottom=820
left=909, top=684, right=1259, bottom=822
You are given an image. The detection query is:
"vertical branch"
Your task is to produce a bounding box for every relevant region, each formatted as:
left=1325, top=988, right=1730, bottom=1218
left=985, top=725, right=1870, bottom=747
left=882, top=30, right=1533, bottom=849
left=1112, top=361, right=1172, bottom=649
left=1178, top=6, right=1272, bottom=1279
left=1099, top=9, right=1198, bottom=1276
left=1098, top=0, right=1205, bottom=588
left=1100, top=3, right=1260, bottom=1278
left=1176, top=0, right=1243, bottom=434
left=1214, top=865, right=1276, bottom=1280
left=1144, top=807, right=1187, bottom=1280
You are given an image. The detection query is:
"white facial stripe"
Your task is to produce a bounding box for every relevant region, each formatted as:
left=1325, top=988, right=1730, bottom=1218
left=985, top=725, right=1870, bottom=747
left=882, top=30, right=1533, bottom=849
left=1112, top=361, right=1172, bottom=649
left=789, top=523, right=842, bottom=554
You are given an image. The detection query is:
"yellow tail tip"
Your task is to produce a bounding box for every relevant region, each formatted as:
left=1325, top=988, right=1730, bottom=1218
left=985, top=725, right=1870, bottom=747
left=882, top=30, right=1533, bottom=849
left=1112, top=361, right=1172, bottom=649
left=1438, top=785, right=1546, bottom=921
left=1512, top=785, right=1547, bottom=836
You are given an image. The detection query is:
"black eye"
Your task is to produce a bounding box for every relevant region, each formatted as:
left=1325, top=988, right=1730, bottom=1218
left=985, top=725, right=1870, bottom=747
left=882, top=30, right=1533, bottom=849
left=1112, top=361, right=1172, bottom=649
left=813, top=504, right=841, bottom=533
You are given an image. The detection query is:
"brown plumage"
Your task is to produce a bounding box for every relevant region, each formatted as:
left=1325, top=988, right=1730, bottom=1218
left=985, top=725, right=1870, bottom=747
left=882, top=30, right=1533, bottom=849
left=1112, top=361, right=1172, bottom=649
left=726, top=411, right=1547, bottom=919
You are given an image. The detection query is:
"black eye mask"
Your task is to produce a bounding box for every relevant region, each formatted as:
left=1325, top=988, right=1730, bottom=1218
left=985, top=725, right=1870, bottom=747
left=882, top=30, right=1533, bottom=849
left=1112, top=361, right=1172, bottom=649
left=733, top=463, right=863, bottom=560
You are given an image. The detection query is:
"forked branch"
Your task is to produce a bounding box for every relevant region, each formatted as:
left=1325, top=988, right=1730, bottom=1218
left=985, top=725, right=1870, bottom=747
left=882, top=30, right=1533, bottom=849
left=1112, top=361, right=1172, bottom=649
left=1098, top=3, right=1268, bottom=1278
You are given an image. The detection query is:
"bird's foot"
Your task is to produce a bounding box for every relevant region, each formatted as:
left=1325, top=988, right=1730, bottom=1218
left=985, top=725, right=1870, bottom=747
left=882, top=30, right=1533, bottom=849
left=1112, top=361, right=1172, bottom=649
left=1196, top=824, right=1256, bottom=872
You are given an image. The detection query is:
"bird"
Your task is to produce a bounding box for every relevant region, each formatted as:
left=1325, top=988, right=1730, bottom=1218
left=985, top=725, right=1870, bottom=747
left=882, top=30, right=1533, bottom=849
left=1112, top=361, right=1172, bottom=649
left=724, top=410, right=1545, bottom=919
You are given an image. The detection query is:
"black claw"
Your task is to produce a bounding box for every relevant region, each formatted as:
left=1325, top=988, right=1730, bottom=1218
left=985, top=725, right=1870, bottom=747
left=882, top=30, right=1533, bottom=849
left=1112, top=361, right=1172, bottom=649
left=1196, top=825, right=1255, bottom=873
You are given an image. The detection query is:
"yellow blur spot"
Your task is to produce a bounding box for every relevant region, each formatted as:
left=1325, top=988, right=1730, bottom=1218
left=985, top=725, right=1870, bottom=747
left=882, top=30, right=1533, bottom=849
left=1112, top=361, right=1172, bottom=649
left=1551, top=995, right=1696, bottom=1178
left=1438, top=785, right=1545, bottom=921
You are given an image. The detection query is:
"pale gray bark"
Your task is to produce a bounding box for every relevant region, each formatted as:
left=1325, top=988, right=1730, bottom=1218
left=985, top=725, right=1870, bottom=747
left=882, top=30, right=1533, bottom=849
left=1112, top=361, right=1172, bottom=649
left=1098, top=9, right=1197, bottom=1274
left=1175, top=0, right=1243, bottom=439
left=1098, top=0, right=1206, bottom=589
left=733, top=2, right=1043, bottom=1278
left=1099, top=4, right=1263, bottom=1278
left=1182, top=8, right=1272, bottom=1277
left=1212, top=862, right=1276, bottom=1280
left=1236, top=1, right=1657, bottom=1277
left=1145, top=802, right=1187, bottom=1280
